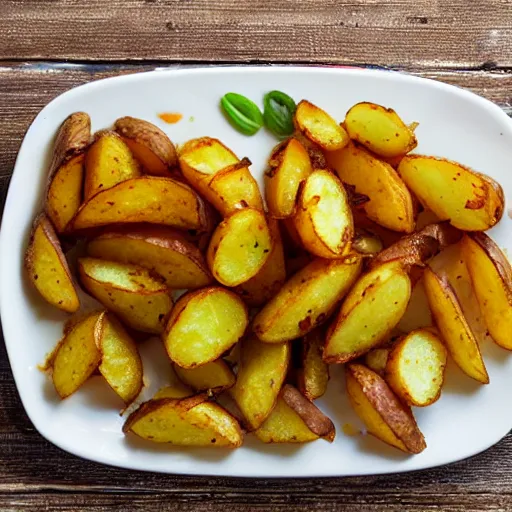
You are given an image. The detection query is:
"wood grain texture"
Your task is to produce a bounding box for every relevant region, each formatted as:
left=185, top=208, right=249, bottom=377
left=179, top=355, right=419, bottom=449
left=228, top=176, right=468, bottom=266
left=1, top=0, right=511, bottom=68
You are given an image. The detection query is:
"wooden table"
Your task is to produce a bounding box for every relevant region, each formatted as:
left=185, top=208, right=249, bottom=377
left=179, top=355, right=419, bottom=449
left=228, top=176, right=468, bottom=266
left=1, top=1, right=512, bottom=510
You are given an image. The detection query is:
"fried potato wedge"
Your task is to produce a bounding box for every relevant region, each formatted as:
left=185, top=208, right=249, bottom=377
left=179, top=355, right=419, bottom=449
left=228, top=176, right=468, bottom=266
left=207, top=208, right=272, bottom=286
left=25, top=213, right=80, bottom=313
left=174, top=359, right=235, bottom=393
left=97, top=313, right=143, bottom=404
left=87, top=226, right=212, bottom=290
left=294, top=100, right=349, bottom=151
left=293, top=170, right=354, bottom=258
left=352, top=229, right=384, bottom=256
left=124, top=394, right=243, bottom=447
left=345, top=102, right=417, bottom=158
left=230, top=336, right=290, bottom=430
left=115, top=116, right=177, bottom=176
left=253, top=257, right=362, bottom=343
left=364, top=348, right=390, bottom=376
left=154, top=383, right=194, bottom=399
left=326, top=142, right=415, bottom=233
left=46, top=154, right=85, bottom=234
left=255, top=384, right=335, bottom=443
left=234, top=217, right=286, bottom=307
left=164, top=287, right=248, bottom=369
left=265, top=138, right=312, bottom=218
left=70, top=176, right=208, bottom=232
left=462, top=233, right=512, bottom=350
left=346, top=363, right=426, bottom=454
left=398, top=155, right=504, bottom=231
left=397, top=280, right=432, bottom=333
left=324, top=262, right=411, bottom=364
left=78, top=257, right=173, bottom=334
left=385, top=329, right=447, bottom=407
left=423, top=267, right=489, bottom=383
left=51, top=311, right=103, bottom=398
left=297, top=328, right=329, bottom=401
left=84, top=131, right=141, bottom=200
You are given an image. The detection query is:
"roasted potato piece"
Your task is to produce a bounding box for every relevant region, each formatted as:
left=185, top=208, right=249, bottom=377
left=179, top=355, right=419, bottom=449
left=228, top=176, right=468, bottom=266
left=344, top=102, right=417, bottom=158
left=351, top=209, right=404, bottom=248
left=124, top=394, right=243, bottom=447
left=346, top=363, right=426, bottom=454
left=398, top=156, right=504, bottom=231
left=97, top=313, right=143, bottom=404
left=294, top=100, right=349, bottom=151
left=114, top=116, right=177, bottom=176
left=423, top=267, right=489, bottom=383
left=164, top=287, right=248, bottom=369
left=255, top=384, right=335, bottom=443
left=297, top=328, right=329, bottom=401
left=253, top=257, right=362, bottom=343
left=264, top=138, right=312, bottom=218
left=230, top=336, right=290, bottom=430
left=154, top=383, right=194, bottom=399
left=326, top=142, right=415, bottom=233
left=51, top=311, right=103, bottom=398
left=84, top=131, right=141, bottom=200
left=234, top=217, right=286, bottom=306
left=46, top=154, right=85, bottom=233
left=174, top=359, right=235, bottom=393
left=352, top=229, right=384, bottom=256
left=462, top=233, right=512, bottom=350
left=293, top=170, right=354, bottom=258
left=206, top=208, right=272, bottom=286
left=364, top=348, right=390, bottom=376
left=324, top=261, right=411, bottom=364
left=385, top=329, right=447, bottom=407
left=87, top=226, right=212, bottom=290
left=25, top=213, right=80, bottom=313
left=78, top=257, right=173, bottom=334
left=69, top=177, right=208, bottom=232
left=397, top=280, right=432, bottom=333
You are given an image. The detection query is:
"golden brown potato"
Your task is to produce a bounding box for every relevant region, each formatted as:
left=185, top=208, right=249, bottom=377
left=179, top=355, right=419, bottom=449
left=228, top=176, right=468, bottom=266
left=84, top=131, right=141, bottom=200
left=294, top=100, right=349, bottom=151
left=398, top=155, right=504, bottom=231
left=423, top=266, right=489, bottom=383
left=69, top=176, right=209, bottom=232
left=78, top=257, right=173, bottom=334
left=230, top=336, right=290, bottom=430
left=51, top=311, right=103, bottom=398
left=462, top=233, right=512, bottom=350
left=154, top=384, right=194, bottom=399
left=397, top=280, right=432, bottom=333
left=234, top=217, right=286, bottom=306
left=344, top=102, right=417, bottom=158
left=255, top=384, right=335, bottom=443
left=174, top=359, right=235, bottom=393
left=164, top=287, right=248, bottom=369
left=25, top=213, right=80, bottom=313
left=324, top=262, right=411, bottom=364
left=345, top=363, right=426, bottom=454
left=351, top=209, right=404, bottom=249
left=264, top=138, right=312, bottom=218
left=206, top=208, right=272, bottom=286
left=87, top=226, right=212, bottom=290
left=253, top=257, right=362, bottom=343
left=364, top=348, right=391, bottom=376
left=114, top=116, right=177, bottom=176
left=293, top=170, right=354, bottom=258
left=385, top=329, right=447, bottom=407
left=326, top=142, right=415, bottom=233
left=46, top=154, right=85, bottom=233
left=123, top=393, right=243, bottom=447
left=297, top=328, right=329, bottom=401
left=352, top=229, right=384, bottom=256
left=97, top=313, right=143, bottom=404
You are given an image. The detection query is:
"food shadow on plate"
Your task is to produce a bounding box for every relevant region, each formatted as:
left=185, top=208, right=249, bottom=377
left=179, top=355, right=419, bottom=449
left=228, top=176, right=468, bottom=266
left=480, top=337, right=510, bottom=367
left=351, top=431, right=411, bottom=461
left=441, top=358, right=484, bottom=396
left=242, top=432, right=305, bottom=457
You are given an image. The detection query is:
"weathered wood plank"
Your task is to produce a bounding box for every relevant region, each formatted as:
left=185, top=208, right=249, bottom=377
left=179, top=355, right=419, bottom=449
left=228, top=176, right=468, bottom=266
left=1, top=0, right=511, bottom=68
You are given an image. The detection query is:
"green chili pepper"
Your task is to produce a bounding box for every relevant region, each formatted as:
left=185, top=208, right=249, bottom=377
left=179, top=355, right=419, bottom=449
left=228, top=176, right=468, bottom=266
left=263, top=90, right=296, bottom=138
left=220, top=93, right=263, bottom=136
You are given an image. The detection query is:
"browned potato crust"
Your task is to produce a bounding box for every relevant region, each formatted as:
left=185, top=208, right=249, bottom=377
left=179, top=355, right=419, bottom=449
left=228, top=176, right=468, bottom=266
left=297, top=328, right=329, bottom=401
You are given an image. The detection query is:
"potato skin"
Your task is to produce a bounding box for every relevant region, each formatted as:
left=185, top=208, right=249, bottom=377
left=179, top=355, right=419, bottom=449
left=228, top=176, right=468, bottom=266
left=297, top=328, right=329, bottom=401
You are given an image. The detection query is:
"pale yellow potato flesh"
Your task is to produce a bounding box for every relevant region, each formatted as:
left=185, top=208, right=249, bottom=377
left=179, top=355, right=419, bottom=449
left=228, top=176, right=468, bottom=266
left=324, top=262, right=411, bottom=363
left=230, top=337, right=290, bottom=430
left=164, top=287, right=248, bottom=369
left=298, top=328, right=329, bottom=401
left=398, top=155, right=504, bottom=231
left=253, top=257, right=362, bottom=343
left=179, top=137, right=239, bottom=177
left=174, top=359, right=235, bottom=392
left=326, top=142, right=415, bottom=233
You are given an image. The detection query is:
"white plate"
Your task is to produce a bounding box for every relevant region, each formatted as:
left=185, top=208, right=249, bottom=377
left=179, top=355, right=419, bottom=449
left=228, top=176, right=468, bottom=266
left=1, top=66, right=511, bottom=477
